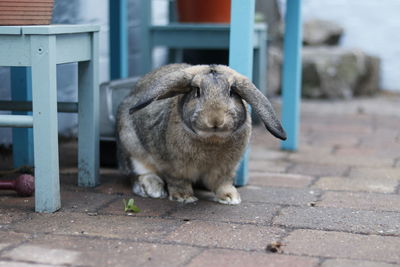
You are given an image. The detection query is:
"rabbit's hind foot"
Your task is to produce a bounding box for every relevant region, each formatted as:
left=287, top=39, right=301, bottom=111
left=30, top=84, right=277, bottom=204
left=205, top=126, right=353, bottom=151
left=215, top=184, right=241, bottom=205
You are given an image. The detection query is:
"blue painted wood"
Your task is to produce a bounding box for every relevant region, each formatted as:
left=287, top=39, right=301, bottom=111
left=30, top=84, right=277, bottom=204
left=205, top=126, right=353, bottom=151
left=138, top=0, right=152, bottom=75
left=78, top=31, right=100, bottom=187
left=281, top=0, right=303, bottom=151
left=0, top=26, right=21, bottom=34
left=55, top=34, right=93, bottom=64
left=229, top=0, right=256, bottom=186
left=229, top=0, right=255, bottom=76
left=21, top=24, right=99, bottom=35
left=0, top=24, right=100, bottom=213
left=11, top=67, right=34, bottom=167
left=152, top=25, right=231, bottom=48
left=0, top=114, right=33, bottom=127
left=0, top=101, right=78, bottom=113
left=109, top=0, right=128, bottom=79
left=0, top=36, right=31, bottom=66
left=0, top=25, right=99, bottom=35
left=30, top=35, right=61, bottom=213
left=251, top=28, right=268, bottom=124
left=152, top=24, right=266, bottom=47
left=0, top=35, right=93, bottom=66
left=252, top=25, right=267, bottom=93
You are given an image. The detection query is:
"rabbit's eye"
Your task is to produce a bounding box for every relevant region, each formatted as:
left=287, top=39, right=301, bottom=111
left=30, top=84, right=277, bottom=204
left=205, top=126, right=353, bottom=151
left=193, top=86, right=201, bottom=98
left=229, top=86, right=236, bottom=97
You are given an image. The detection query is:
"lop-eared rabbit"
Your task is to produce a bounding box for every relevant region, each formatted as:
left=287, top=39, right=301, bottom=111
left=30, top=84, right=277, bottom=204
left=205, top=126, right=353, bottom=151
left=117, top=64, right=286, bottom=204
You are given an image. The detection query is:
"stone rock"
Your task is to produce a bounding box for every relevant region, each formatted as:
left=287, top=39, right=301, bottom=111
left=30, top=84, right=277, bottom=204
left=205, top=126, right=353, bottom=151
left=355, top=55, right=381, bottom=96
left=303, top=19, right=344, bottom=46
left=301, top=46, right=380, bottom=99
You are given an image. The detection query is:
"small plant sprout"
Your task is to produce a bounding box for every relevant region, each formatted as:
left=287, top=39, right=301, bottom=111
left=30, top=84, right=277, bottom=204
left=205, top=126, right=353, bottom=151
left=123, top=198, right=140, bottom=213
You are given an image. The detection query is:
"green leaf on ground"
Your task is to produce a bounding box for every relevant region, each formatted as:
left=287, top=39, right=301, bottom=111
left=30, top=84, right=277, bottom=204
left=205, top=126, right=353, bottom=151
left=123, top=198, right=141, bottom=213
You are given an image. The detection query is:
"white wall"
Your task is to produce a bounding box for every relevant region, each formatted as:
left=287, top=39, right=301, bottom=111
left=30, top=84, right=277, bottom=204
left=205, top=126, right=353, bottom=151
left=77, top=0, right=110, bottom=83
left=302, top=0, right=400, bottom=91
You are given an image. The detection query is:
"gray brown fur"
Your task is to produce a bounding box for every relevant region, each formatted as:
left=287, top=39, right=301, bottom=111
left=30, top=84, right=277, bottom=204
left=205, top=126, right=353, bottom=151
left=116, top=64, right=285, bottom=204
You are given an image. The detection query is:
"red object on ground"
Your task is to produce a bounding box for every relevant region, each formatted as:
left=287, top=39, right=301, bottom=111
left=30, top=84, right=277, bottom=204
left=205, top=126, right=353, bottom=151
left=176, top=0, right=231, bottom=23
left=0, top=174, right=35, bottom=197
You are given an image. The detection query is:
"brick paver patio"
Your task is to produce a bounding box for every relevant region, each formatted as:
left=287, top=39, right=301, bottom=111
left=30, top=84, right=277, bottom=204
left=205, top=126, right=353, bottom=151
left=1, top=94, right=399, bottom=266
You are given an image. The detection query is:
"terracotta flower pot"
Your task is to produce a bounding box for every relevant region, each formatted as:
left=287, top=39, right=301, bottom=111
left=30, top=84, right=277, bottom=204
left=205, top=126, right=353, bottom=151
left=177, top=0, right=231, bottom=23
left=0, top=0, right=54, bottom=26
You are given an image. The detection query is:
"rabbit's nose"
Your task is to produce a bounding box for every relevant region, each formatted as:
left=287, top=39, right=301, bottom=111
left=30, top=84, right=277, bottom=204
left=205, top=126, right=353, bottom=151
left=206, top=116, right=225, bottom=130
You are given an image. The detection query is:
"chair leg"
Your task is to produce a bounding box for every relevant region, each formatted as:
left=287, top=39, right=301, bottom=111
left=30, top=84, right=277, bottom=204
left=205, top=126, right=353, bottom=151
left=109, top=0, right=128, bottom=80
left=281, top=0, right=303, bottom=151
left=138, top=0, right=152, bottom=75
left=30, top=35, right=60, bottom=212
left=253, top=30, right=267, bottom=94
left=77, top=31, right=100, bottom=187
left=11, top=67, right=34, bottom=167
left=252, top=30, right=267, bottom=125
left=229, top=0, right=256, bottom=186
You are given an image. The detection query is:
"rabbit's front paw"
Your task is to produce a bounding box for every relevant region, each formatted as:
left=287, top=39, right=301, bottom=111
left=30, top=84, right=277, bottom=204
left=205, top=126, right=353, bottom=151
left=169, top=193, right=198, bottom=204
left=167, top=183, right=198, bottom=204
left=215, top=184, right=241, bottom=205
left=132, top=173, right=167, bottom=198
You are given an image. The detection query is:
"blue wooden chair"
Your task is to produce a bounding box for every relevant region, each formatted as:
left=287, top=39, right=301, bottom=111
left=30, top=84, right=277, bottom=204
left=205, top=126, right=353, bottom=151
left=109, top=0, right=267, bottom=93
left=0, top=25, right=100, bottom=212
left=109, top=0, right=303, bottom=185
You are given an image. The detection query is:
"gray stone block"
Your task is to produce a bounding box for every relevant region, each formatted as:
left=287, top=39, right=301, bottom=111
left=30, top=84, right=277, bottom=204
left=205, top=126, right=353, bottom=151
left=239, top=186, right=320, bottom=205
left=302, top=47, right=380, bottom=99
left=274, top=206, right=400, bottom=235
left=303, top=19, right=344, bottom=46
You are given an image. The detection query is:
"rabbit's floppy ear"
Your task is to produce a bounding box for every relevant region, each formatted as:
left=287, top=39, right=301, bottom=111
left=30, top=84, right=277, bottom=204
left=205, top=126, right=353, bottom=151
left=129, top=72, right=190, bottom=114
left=232, top=76, right=287, bottom=141
left=129, top=65, right=210, bottom=114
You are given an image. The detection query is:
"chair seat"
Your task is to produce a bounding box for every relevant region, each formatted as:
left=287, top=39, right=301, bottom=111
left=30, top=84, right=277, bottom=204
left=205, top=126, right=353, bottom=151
left=0, top=24, right=99, bottom=66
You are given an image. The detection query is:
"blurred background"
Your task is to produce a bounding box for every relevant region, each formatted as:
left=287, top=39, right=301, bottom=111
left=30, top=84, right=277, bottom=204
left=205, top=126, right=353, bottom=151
left=0, top=0, right=399, bottom=145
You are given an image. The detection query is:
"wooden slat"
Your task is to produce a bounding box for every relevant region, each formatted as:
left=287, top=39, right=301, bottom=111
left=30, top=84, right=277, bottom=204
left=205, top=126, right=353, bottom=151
left=0, top=19, right=51, bottom=25
left=0, top=2, right=53, bottom=7
left=0, top=115, right=33, bottom=128
left=22, top=25, right=99, bottom=35
left=0, top=0, right=53, bottom=3
left=0, top=15, right=52, bottom=19
left=0, top=11, right=53, bottom=15
left=0, top=6, right=53, bottom=11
